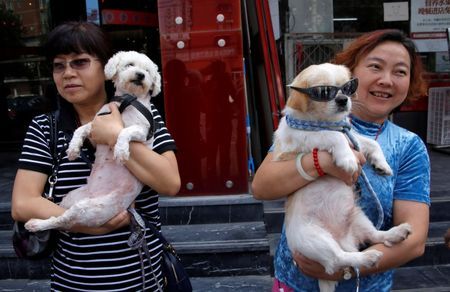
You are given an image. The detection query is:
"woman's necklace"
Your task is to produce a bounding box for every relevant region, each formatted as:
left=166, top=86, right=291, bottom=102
left=374, top=122, right=384, bottom=140
left=349, top=115, right=384, bottom=141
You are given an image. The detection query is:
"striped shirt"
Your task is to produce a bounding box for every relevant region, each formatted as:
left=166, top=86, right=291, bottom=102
left=18, top=102, right=176, bottom=291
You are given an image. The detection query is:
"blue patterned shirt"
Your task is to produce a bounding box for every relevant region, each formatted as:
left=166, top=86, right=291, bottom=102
left=273, top=116, right=430, bottom=292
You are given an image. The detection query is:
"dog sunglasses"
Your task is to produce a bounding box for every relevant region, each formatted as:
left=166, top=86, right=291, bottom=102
left=288, top=78, right=358, bottom=102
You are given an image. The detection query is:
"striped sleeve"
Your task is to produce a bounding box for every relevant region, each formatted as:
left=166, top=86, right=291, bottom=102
left=17, top=114, right=53, bottom=175
left=150, top=103, right=177, bottom=154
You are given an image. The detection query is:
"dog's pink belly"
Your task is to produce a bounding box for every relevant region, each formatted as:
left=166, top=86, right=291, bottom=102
left=86, top=160, right=140, bottom=195
left=286, top=176, right=357, bottom=239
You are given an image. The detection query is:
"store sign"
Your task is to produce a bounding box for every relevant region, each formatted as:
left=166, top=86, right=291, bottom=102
left=383, top=2, right=409, bottom=22
left=410, top=0, right=450, bottom=52
left=101, top=9, right=158, bottom=27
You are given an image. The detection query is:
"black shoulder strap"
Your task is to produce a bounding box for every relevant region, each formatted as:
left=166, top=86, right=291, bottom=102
left=47, top=110, right=59, bottom=166
left=111, top=94, right=160, bottom=140
left=45, top=111, right=60, bottom=201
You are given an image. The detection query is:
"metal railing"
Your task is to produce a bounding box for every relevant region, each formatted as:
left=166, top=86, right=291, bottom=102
left=284, top=33, right=359, bottom=83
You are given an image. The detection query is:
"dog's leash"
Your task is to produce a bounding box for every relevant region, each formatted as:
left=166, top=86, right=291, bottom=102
left=285, top=114, right=384, bottom=229
left=110, top=94, right=160, bottom=140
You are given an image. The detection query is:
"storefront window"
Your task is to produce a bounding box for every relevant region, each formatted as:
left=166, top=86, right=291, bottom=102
left=0, top=1, right=52, bottom=149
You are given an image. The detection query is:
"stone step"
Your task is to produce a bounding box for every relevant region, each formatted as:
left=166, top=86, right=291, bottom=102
left=0, top=265, right=449, bottom=291
left=0, top=194, right=264, bottom=230
left=393, top=264, right=450, bottom=291
left=0, top=221, right=271, bottom=279
left=159, top=194, right=264, bottom=225
left=265, top=221, right=450, bottom=269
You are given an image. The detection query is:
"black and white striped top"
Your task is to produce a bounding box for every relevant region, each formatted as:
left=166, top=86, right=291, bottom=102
left=18, top=102, right=176, bottom=291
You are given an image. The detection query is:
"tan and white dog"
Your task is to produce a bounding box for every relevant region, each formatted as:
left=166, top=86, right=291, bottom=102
left=274, top=63, right=411, bottom=292
left=25, top=51, right=161, bottom=231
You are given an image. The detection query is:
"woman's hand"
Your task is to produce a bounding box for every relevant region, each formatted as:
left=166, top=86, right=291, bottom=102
left=292, top=252, right=344, bottom=281
left=90, top=103, right=124, bottom=147
left=69, top=210, right=131, bottom=235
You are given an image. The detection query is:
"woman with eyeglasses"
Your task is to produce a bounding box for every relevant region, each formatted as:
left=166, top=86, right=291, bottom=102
left=11, top=21, right=180, bottom=290
left=252, top=29, right=430, bottom=291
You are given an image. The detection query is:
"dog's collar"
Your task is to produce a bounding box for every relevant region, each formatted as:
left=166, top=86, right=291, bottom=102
left=110, top=94, right=158, bottom=140
left=285, top=114, right=361, bottom=152
left=285, top=115, right=351, bottom=132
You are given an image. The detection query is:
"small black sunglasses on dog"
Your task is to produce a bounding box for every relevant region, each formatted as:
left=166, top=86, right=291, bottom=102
left=288, top=78, right=358, bottom=102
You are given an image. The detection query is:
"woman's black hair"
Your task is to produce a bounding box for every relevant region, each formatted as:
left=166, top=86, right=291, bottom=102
left=43, top=21, right=112, bottom=66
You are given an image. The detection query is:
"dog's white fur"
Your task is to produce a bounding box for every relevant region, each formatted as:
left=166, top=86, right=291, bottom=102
left=25, top=51, right=161, bottom=231
left=274, top=63, right=412, bottom=292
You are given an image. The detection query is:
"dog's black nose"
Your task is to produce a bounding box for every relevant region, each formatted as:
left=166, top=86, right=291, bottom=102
left=136, top=72, right=145, bottom=80
left=335, top=95, right=348, bottom=107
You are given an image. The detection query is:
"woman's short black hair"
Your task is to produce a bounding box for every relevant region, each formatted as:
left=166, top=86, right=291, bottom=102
left=44, top=21, right=112, bottom=66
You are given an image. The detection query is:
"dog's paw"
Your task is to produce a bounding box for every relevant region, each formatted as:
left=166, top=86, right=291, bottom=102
left=24, top=219, right=48, bottom=232
left=361, top=249, right=383, bottom=268
left=66, top=147, right=80, bottom=161
left=372, top=163, right=393, bottom=176
left=276, top=152, right=297, bottom=161
left=370, top=155, right=393, bottom=176
left=113, top=145, right=130, bottom=163
left=383, top=223, right=412, bottom=247
left=334, top=155, right=359, bottom=174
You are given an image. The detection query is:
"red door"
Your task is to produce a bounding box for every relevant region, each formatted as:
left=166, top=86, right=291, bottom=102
left=158, top=0, right=248, bottom=195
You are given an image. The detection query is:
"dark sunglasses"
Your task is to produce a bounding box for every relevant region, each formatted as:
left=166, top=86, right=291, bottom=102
left=288, top=78, right=358, bottom=102
left=52, top=58, right=98, bottom=74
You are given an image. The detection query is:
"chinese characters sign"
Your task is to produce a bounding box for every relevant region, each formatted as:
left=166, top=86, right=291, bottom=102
left=411, top=0, right=450, bottom=34
left=411, top=0, right=450, bottom=52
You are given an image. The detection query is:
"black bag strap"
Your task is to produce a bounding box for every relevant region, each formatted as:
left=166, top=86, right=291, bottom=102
left=127, top=207, right=165, bottom=292
left=45, top=111, right=61, bottom=201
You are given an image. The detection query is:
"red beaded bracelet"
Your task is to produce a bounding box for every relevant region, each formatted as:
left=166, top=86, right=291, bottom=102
left=312, top=148, right=325, bottom=177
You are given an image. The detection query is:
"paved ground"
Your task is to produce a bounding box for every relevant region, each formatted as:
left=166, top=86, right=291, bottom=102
left=0, top=276, right=274, bottom=291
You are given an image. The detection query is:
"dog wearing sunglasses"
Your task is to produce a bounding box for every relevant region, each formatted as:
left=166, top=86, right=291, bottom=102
left=24, top=51, right=161, bottom=231
left=273, top=63, right=411, bottom=292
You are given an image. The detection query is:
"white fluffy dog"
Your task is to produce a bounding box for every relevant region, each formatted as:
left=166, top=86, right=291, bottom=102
left=25, top=51, right=161, bottom=231
left=274, top=63, right=412, bottom=292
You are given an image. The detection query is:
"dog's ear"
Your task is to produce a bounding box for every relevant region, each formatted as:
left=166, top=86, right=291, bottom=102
left=104, top=51, right=124, bottom=80
left=286, top=76, right=309, bottom=113
left=286, top=90, right=308, bottom=113
left=286, top=65, right=318, bottom=113
left=150, top=64, right=162, bottom=97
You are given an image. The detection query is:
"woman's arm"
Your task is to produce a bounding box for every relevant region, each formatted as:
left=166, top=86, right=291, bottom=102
left=11, top=169, right=65, bottom=222
left=251, top=150, right=364, bottom=200
left=294, top=200, right=429, bottom=281
left=126, top=146, right=180, bottom=196
left=12, top=169, right=131, bottom=235
left=359, top=200, right=429, bottom=273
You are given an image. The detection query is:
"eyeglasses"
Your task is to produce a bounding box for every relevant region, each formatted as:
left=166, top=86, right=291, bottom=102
left=52, top=58, right=98, bottom=74
left=288, top=78, right=358, bottom=102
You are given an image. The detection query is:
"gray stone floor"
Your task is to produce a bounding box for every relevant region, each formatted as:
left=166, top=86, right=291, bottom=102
left=0, top=276, right=273, bottom=291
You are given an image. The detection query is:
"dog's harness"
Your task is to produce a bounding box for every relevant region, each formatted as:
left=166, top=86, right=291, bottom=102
left=110, top=94, right=160, bottom=140
left=285, top=114, right=384, bottom=230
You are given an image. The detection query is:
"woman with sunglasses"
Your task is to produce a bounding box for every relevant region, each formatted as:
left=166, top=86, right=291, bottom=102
left=11, top=21, right=180, bottom=290
left=252, top=29, right=430, bottom=291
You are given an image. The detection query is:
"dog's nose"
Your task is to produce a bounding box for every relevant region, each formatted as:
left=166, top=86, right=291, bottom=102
left=335, top=95, right=348, bottom=107
left=135, top=72, right=145, bottom=80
